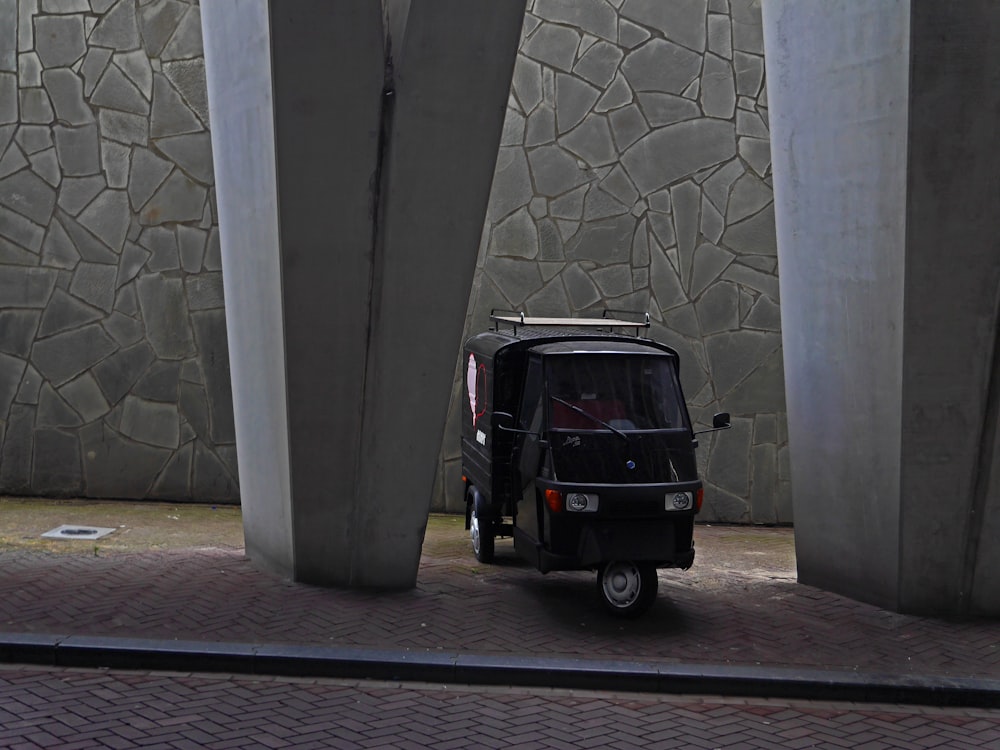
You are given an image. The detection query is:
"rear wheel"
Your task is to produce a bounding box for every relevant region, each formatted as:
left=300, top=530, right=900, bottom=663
left=469, top=490, right=494, bottom=564
left=597, top=561, right=658, bottom=617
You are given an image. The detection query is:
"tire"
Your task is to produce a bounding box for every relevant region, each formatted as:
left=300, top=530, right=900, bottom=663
left=597, top=560, right=658, bottom=618
left=469, top=490, right=495, bottom=564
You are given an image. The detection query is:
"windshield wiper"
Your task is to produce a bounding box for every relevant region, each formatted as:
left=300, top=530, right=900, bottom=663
left=550, top=396, right=629, bottom=442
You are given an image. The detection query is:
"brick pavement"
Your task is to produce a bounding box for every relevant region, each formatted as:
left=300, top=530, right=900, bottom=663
left=0, top=525, right=996, bottom=684
left=0, top=666, right=998, bottom=750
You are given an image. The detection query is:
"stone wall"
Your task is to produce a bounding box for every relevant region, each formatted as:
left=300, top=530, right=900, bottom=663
left=1, top=0, right=789, bottom=523
left=435, top=0, right=790, bottom=523
left=0, top=0, right=237, bottom=501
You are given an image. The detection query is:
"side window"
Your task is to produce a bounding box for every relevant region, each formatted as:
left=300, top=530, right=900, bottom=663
left=518, top=356, right=544, bottom=432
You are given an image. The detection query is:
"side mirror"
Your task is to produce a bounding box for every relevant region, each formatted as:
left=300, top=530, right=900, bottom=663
left=712, top=412, right=731, bottom=430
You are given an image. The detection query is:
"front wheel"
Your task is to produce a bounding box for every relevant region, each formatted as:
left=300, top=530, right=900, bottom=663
left=469, top=492, right=494, bottom=564
left=597, top=561, right=658, bottom=618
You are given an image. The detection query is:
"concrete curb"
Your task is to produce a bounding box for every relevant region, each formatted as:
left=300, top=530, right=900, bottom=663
left=1, top=633, right=997, bottom=708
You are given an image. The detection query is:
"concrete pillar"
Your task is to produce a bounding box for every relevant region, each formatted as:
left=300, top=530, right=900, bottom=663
left=763, top=0, right=1000, bottom=615
left=201, top=1, right=524, bottom=587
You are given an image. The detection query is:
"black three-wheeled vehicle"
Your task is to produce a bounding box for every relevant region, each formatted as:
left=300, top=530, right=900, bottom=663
left=461, top=312, right=730, bottom=617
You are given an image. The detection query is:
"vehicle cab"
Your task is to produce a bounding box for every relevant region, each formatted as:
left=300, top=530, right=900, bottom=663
left=461, top=312, right=730, bottom=617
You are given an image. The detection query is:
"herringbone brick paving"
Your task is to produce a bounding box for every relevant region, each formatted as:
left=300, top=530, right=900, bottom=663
left=0, top=523, right=996, bottom=680
left=0, top=667, right=997, bottom=749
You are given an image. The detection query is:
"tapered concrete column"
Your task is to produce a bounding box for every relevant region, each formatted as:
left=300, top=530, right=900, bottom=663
left=201, top=1, right=524, bottom=587
left=764, top=0, right=1000, bottom=614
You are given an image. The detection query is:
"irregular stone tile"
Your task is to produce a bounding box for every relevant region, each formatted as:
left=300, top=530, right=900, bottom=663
left=190, top=310, right=234, bottom=444
left=193, top=440, right=239, bottom=500
left=535, top=0, right=616, bottom=40
left=92, top=339, right=153, bottom=404
left=14, top=124, right=51, bottom=155
left=59, top=372, right=110, bottom=423
left=36, top=382, right=82, bottom=427
left=701, top=158, right=742, bottom=214
left=727, top=171, right=771, bottom=224
left=743, top=293, right=781, bottom=331
left=0, top=309, right=40, bottom=357
left=565, top=214, right=634, bottom=264
left=731, top=0, right=763, bottom=54
left=57, top=175, right=105, bottom=215
left=527, top=145, right=591, bottom=197
left=132, top=359, right=180, bottom=403
left=136, top=274, right=194, bottom=358
left=203, top=227, right=221, bottom=271
left=662, top=302, right=701, bottom=338
left=116, top=240, right=149, bottom=288
left=0, top=73, right=16, bottom=124
left=150, top=72, right=201, bottom=138
left=40, top=0, right=90, bottom=13
left=160, top=5, right=202, bottom=60
left=483, top=256, right=541, bottom=307
left=561, top=114, right=616, bottom=167
left=138, top=225, right=177, bottom=271
left=598, top=165, right=639, bottom=208
left=29, top=148, right=60, bottom=187
left=69, top=262, right=117, bottom=313
left=650, top=244, right=686, bottom=312
left=536, top=219, right=563, bottom=261
left=550, top=184, right=587, bottom=220
left=622, top=0, right=708, bottom=51
left=490, top=207, right=538, bottom=260
left=721, top=203, right=775, bottom=255
left=101, top=310, right=143, bottom=347
left=178, top=379, right=209, bottom=440
left=559, top=262, right=601, bottom=310
left=162, top=58, right=209, bottom=126
left=112, top=50, right=152, bottom=100
left=80, top=47, right=111, bottom=98
left=0, top=403, right=33, bottom=491
left=522, top=22, right=579, bottom=72
left=608, top=104, right=648, bottom=151
left=139, top=169, right=206, bottom=225
left=720, top=346, right=785, bottom=414
left=701, top=53, right=735, bottom=120
left=618, top=18, right=650, bottom=49
left=622, top=39, right=701, bottom=94
left=583, top=185, right=629, bottom=221
left=99, top=109, right=147, bottom=146
left=127, top=146, right=172, bottom=211
left=0, top=236, right=36, bottom=265
left=138, top=0, right=187, bottom=57
left=15, top=362, right=42, bottom=405
left=56, top=210, right=117, bottom=263
left=0, top=206, right=43, bottom=253
left=119, top=393, right=179, bottom=449
left=749, top=443, right=777, bottom=522
left=0, top=268, right=58, bottom=309
left=31, top=323, right=117, bottom=387
left=153, top=131, right=213, bottom=184
left=500, top=108, right=525, bottom=147
left=34, top=15, right=86, bottom=68
left=635, top=92, right=700, bottom=128
left=52, top=123, right=99, bottom=176
left=670, top=180, right=700, bottom=286
left=0, top=168, right=55, bottom=225
left=0, top=351, right=24, bottom=418
left=695, top=280, right=739, bottom=335
left=708, top=13, right=733, bottom=59
left=39, top=219, right=79, bottom=269
left=41, top=68, right=93, bottom=125
left=736, top=108, right=769, bottom=139
left=215, top=443, right=238, bottom=479
left=89, top=0, right=141, bottom=49
left=631, top=218, right=650, bottom=265
left=0, top=141, right=27, bottom=178
left=175, top=226, right=205, bottom=275
left=114, top=279, right=138, bottom=315
left=0, top=0, right=14, bottom=73
left=647, top=211, right=676, bottom=250
left=705, top=328, right=780, bottom=398
left=700, top=196, right=724, bottom=244
left=0, top=124, right=14, bottom=156
left=524, top=104, right=555, bottom=147
left=180, top=358, right=201, bottom=384
left=99, top=139, right=129, bottom=189
left=76, top=189, right=129, bottom=252
left=594, top=72, right=632, bottom=114
left=18, top=51, right=41, bottom=87
left=15, top=0, right=31, bottom=55
left=91, top=64, right=148, bottom=115
left=148, top=440, right=192, bottom=498
left=574, top=41, right=623, bottom=89
left=555, top=74, right=599, bottom=134
left=591, top=264, right=633, bottom=298
left=738, top=136, right=770, bottom=177
left=722, top=262, right=779, bottom=302
left=622, top=119, right=735, bottom=196
left=81, top=422, right=171, bottom=498
left=512, top=55, right=543, bottom=114
left=38, top=287, right=102, bottom=337
left=19, top=87, right=54, bottom=124
left=690, top=242, right=734, bottom=299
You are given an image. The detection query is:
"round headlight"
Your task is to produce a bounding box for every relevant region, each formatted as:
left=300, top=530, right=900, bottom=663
left=568, top=493, right=589, bottom=511
left=671, top=492, right=691, bottom=510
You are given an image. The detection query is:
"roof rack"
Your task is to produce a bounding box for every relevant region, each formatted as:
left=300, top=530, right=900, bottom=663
left=490, top=309, right=651, bottom=336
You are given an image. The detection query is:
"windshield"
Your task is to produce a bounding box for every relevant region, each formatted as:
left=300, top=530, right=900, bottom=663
left=545, top=353, right=686, bottom=431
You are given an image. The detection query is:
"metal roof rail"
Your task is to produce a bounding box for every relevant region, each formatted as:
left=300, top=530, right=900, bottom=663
left=490, top=309, right=650, bottom=336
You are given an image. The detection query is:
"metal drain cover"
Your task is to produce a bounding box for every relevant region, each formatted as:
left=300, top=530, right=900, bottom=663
left=42, top=525, right=116, bottom=540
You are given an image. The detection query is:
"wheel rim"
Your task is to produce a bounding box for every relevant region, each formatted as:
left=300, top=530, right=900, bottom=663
left=601, top=561, right=642, bottom=609
left=470, top=509, right=481, bottom=555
